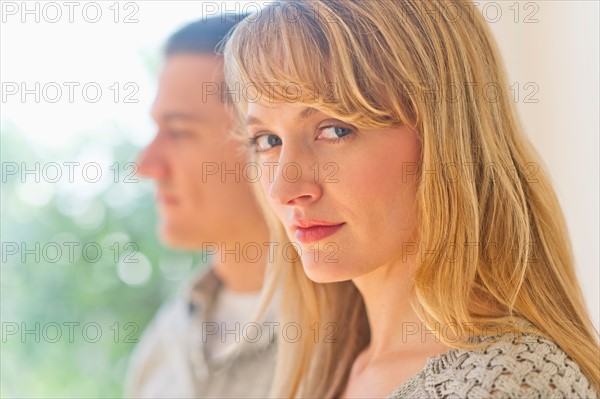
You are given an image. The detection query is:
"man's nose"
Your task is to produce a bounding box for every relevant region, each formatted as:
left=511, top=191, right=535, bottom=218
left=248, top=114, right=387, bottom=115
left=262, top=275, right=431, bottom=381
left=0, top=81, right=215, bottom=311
left=136, top=135, right=169, bottom=181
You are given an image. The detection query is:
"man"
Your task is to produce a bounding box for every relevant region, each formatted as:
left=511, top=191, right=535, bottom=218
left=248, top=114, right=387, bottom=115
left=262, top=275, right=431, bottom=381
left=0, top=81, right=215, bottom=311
left=125, top=15, right=276, bottom=398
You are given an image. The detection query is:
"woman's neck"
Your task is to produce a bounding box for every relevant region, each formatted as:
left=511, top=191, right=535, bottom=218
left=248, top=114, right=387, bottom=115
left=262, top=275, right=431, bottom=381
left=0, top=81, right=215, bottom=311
left=351, top=256, right=452, bottom=362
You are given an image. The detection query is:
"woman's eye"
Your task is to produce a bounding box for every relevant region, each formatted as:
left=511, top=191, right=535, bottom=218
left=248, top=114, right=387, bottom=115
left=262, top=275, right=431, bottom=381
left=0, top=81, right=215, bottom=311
left=318, top=126, right=353, bottom=140
left=252, top=134, right=282, bottom=152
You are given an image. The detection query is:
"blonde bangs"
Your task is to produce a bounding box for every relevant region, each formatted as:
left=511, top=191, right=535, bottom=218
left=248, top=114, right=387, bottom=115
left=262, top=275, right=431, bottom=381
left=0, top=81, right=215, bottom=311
left=223, top=1, right=420, bottom=131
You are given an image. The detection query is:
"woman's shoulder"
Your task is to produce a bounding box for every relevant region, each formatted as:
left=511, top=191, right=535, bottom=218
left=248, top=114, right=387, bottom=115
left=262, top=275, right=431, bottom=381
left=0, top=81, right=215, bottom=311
left=388, top=331, right=598, bottom=398
left=420, top=332, right=598, bottom=398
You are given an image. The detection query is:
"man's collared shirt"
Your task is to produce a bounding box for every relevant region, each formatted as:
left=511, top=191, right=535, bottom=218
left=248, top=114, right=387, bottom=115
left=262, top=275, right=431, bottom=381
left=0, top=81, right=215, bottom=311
left=124, top=266, right=277, bottom=398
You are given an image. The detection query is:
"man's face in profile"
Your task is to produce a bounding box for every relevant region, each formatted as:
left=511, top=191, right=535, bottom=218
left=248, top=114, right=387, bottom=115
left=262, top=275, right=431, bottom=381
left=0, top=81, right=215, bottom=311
left=138, top=54, right=259, bottom=249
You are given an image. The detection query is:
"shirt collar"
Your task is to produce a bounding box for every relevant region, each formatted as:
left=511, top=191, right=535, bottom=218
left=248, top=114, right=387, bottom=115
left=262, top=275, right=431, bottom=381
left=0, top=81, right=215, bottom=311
left=184, top=266, right=223, bottom=317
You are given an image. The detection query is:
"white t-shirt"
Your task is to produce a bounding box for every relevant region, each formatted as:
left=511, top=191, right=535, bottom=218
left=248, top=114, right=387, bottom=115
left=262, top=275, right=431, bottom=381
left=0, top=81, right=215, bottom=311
left=204, top=287, right=263, bottom=360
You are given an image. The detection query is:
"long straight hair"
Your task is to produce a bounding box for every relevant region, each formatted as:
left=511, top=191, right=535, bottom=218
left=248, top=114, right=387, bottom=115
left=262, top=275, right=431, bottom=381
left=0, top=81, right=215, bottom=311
left=223, top=1, right=600, bottom=397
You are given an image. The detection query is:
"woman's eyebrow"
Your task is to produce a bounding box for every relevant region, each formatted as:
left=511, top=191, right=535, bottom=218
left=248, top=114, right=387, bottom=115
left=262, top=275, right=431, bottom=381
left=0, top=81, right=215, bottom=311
left=246, top=115, right=263, bottom=126
left=246, top=107, right=318, bottom=127
left=297, top=107, right=318, bottom=120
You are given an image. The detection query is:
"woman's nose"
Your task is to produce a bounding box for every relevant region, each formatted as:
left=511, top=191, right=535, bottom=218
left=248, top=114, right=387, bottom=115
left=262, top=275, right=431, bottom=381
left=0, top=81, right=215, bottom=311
left=266, top=147, right=323, bottom=207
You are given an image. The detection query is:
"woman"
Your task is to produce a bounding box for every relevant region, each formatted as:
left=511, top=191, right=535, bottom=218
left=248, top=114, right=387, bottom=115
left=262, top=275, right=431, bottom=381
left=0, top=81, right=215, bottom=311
left=222, top=1, right=600, bottom=397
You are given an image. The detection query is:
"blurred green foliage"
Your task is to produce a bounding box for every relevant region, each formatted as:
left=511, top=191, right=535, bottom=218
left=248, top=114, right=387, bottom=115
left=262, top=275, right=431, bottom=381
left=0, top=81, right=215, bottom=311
left=0, top=124, right=208, bottom=398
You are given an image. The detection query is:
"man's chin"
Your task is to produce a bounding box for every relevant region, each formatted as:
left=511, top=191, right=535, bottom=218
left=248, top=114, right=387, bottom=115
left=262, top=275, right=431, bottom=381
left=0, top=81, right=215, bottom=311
left=158, top=224, right=203, bottom=250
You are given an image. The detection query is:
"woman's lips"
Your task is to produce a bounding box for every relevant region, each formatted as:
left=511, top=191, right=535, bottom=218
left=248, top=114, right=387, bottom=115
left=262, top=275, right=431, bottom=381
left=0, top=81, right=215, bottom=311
left=295, top=223, right=345, bottom=244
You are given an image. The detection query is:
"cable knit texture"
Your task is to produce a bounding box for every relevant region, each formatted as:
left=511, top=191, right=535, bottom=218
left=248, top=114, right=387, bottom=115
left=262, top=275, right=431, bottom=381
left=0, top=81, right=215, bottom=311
left=387, top=332, right=598, bottom=398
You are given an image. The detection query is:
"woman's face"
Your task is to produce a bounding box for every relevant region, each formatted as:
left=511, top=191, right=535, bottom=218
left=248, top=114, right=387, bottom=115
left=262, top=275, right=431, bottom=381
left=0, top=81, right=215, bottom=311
left=246, top=101, right=422, bottom=283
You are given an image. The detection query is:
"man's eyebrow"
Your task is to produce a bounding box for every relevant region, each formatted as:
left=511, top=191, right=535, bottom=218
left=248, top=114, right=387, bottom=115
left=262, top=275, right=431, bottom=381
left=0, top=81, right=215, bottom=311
left=246, top=107, right=318, bottom=126
left=158, top=112, right=204, bottom=123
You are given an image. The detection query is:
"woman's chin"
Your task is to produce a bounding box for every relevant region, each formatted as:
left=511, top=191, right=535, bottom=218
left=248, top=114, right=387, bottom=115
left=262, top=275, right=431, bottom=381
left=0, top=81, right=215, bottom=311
left=301, top=261, right=351, bottom=284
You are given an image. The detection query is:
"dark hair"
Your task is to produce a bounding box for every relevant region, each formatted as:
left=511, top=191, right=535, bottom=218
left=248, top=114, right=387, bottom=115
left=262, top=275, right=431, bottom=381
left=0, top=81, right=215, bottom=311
left=164, top=14, right=248, bottom=56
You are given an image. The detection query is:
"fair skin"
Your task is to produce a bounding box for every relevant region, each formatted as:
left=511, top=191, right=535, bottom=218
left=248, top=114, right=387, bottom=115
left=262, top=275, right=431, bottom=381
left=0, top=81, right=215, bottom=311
left=246, top=101, right=454, bottom=397
left=137, top=54, right=269, bottom=292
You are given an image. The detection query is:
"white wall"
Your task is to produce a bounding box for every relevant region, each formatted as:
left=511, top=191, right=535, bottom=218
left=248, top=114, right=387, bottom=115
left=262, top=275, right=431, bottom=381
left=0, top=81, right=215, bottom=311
left=477, top=1, right=599, bottom=330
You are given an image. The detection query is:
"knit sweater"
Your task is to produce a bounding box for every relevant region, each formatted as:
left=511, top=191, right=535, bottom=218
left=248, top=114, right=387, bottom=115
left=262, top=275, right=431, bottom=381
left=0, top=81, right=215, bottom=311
left=387, top=332, right=598, bottom=398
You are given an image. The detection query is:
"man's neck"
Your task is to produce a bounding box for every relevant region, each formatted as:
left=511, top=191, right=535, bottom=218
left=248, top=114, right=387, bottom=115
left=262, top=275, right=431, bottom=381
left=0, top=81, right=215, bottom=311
left=211, top=225, right=270, bottom=293
left=213, top=256, right=265, bottom=292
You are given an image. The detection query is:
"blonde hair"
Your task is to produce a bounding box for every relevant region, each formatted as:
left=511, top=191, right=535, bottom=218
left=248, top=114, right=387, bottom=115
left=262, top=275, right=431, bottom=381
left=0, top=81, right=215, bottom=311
left=223, top=1, right=600, bottom=397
